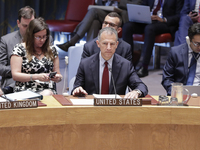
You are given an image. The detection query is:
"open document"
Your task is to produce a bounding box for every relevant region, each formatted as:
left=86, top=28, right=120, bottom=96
left=88, top=5, right=122, bottom=13
left=1, top=90, right=43, bottom=101
left=93, top=94, right=121, bottom=98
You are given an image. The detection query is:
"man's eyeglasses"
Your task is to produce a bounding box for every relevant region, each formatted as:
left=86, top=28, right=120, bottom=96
left=103, top=21, right=118, bottom=27
left=192, top=41, right=200, bottom=47
left=34, top=35, right=48, bottom=41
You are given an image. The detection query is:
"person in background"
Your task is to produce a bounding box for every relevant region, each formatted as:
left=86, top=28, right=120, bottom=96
left=82, top=12, right=132, bottom=63
left=122, top=0, right=184, bottom=77
left=0, top=6, right=35, bottom=94
left=57, top=0, right=142, bottom=52
left=72, top=27, right=148, bottom=98
left=10, top=17, right=62, bottom=96
left=174, top=0, right=199, bottom=46
left=162, top=23, right=200, bottom=95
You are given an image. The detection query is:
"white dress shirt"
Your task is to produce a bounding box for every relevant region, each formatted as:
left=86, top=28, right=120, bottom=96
left=187, top=40, right=200, bottom=85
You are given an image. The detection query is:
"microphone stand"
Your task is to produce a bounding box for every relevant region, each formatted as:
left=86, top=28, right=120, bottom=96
left=109, top=68, right=117, bottom=100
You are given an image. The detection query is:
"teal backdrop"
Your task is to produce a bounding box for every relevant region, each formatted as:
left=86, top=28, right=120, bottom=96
left=0, top=0, right=69, bottom=37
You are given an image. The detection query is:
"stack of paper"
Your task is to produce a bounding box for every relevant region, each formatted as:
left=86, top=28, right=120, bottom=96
left=93, top=94, right=121, bottom=98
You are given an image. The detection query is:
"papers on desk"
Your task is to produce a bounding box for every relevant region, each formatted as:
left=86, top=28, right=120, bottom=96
left=69, top=95, right=121, bottom=106
left=1, top=90, right=43, bottom=101
left=93, top=94, right=121, bottom=99
left=0, top=97, right=7, bottom=102
left=70, top=99, right=94, bottom=106
left=88, top=5, right=122, bottom=13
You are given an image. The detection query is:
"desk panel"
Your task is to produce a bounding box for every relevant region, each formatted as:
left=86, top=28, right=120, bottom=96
left=0, top=95, right=200, bottom=150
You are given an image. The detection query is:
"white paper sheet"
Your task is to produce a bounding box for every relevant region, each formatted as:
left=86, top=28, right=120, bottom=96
left=88, top=5, right=122, bottom=13
left=70, top=99, right=94, bottom=106
left=93, top=94, right=121, bottom=99
left=2, top=90, right=42, bottom=101
left=0, top=97, right=7, bottom=102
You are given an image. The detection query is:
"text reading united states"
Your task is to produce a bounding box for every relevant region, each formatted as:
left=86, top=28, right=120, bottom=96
left=94, top=98, right=142, bottom=106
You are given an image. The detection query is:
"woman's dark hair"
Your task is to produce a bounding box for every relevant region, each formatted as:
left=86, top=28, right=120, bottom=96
left=24, top=17, right=54, bottom=61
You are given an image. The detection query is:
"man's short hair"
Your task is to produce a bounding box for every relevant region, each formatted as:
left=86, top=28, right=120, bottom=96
left=107, top=12, right=122, bottom=27
left=188, top=23, right=200, bottom=41
left=18, top=6, right=36, bottom=22
left=98, top=27, right=118, bottom=41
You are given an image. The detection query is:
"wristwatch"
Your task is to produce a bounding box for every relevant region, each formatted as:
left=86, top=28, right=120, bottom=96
left=163, top=17, right=167, bottom=22
left=134, top=89, right=142, bottom=97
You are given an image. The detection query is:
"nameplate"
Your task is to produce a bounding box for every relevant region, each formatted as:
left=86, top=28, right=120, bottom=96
left=0, top=100, right=38, bottom=109
left=94, top=98, right=142, bottom=106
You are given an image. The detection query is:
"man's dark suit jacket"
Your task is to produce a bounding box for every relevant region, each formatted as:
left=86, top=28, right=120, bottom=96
left=73, top=53, right=148, bottom=96
left=142, top=0, right=184, bottom=38
left=162, top=43, right=189, bottom=95
left=82, top=37, right=132, bottom=62
left=0, top=30, right=21, bottom=88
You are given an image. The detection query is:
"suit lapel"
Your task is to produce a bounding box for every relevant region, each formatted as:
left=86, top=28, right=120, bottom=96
left=109, top=54, right=121, bottom=93
left=90, top=54, right=100, bottom=93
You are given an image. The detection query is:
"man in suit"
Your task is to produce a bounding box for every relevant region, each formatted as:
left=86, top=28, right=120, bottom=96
left=122, top=0, right=184, bottom=77
left=72, top=27, right=148, bottom=98
left=162, top=23, right=200, bottom=95
left=174, top=0, right=199, bottom=46
left=82, top=12, right=132, bottom=62
left=57, top=0, right=142, bottom=52
left=0, top=6, right=35, bottom=94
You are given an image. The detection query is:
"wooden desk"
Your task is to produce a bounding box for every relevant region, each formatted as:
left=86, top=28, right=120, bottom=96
left=0, top=95, right=200, bottom=150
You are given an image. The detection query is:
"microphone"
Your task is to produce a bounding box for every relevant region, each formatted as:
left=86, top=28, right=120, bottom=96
left=109, top=68, right=117, bottom=100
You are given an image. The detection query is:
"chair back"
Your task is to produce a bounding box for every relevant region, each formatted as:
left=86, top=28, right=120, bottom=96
left=65, top=0, right=95, bottom=21
left=68, top=45, right=84, bottom=94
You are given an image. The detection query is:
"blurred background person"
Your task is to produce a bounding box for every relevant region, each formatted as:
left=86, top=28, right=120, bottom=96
left=82, top=12, right=132, bottom=63
left=57, top=0, right=142, bottom=52
left=122, top=0, right=184, bottom=77
left=174, top=0, right=199, bottom=46
left=162, top=23, right=200, bottom=95
left=0, top=6, right=36, bottom=94
left=11, top=17, right=62, bottom=96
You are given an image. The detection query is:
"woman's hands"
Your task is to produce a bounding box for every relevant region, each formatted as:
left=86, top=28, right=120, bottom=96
left=31, top=73, right=62, bottom=83
left=49, top=74, right=63, bottom=83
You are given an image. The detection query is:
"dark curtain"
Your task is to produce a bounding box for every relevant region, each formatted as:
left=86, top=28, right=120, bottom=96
left=0, top=0, right=69, bottom=37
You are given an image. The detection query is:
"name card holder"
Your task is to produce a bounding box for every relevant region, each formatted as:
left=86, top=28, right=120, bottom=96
left=94, top=98, right=142, bottom=106
left=0, top=100, right=38, bottom=109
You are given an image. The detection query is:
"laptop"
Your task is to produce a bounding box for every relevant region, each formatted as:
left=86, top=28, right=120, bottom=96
left=183, top=85, right=200, bottom=96
left=127, top=4, right=152, bottom=24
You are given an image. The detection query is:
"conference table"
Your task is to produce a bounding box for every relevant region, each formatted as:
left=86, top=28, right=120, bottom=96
left=0, top=95, right=200, bottom=150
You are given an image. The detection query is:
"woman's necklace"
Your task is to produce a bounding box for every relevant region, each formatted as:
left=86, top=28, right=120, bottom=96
left=35, top=52, right=43, bottom=59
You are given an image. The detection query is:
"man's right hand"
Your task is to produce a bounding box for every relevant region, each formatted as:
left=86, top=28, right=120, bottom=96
left=188, top=11, right=199, bottom=23
left=72, top=86, right=88, bottom=96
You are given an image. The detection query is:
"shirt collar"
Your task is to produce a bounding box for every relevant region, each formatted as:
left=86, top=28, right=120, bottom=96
left=99, top=52, right=114, bottom=67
